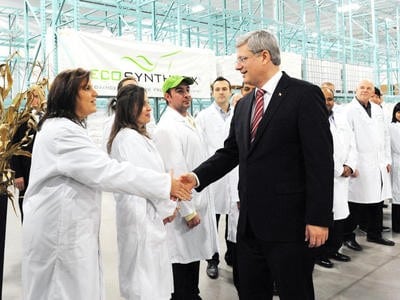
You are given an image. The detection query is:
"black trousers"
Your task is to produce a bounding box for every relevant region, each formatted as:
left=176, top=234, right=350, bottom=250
left=18, top=191, right=25, bottom=223
left=171, top=261, right=200, bottom=300
left=231, top=241, right=240, bottom=293
left=359, top=201, right=387, bottom=232
left=344, top=201, right=383, bottom=241
left=207, top=214, right=234, bottom=265
left=316, top=218, right=345, bottom=258
left=237, top=225, right=315, bottom=300
left=392, top=203, right=400, bottom=233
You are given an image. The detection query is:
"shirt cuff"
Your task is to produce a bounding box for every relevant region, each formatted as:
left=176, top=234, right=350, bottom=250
left=184, top=211, right=197, bottom=221
left=191, top=172, right=200, bottom=188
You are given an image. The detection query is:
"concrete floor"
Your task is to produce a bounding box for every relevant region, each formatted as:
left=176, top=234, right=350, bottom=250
left=3, top=193, right=400, bottom=300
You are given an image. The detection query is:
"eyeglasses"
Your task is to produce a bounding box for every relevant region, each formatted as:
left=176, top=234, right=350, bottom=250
left=236, top=56, right=251, bottom=64
left=235, top=50, right=263, bottom=64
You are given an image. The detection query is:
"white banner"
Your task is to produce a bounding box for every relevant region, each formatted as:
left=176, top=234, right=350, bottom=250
left=49, top=29, right=216, bottom=98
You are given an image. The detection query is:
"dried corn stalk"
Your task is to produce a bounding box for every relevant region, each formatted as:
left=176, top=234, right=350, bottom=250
left=0, top=52, right=47, bottom=211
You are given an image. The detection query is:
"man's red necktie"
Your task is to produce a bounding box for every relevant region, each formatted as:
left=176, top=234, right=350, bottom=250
left=250, top=89, right=265, bottom=142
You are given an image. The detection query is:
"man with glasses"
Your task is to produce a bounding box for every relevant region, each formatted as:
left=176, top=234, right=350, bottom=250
left=183, top=30, right=334, bottom=299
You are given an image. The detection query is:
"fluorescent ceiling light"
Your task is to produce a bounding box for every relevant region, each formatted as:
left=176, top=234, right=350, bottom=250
left=337, top=3, right=360, bottom=13
left=192, top=4, right=205, bottom=13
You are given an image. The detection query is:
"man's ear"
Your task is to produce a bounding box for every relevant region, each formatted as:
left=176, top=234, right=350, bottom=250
left=164, top=92, right=170, bottom=103
left=261, top=50, right=271, bottom=64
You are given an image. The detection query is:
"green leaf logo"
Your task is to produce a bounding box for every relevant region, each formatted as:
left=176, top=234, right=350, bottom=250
left=122, top=50, right=182, bottom=72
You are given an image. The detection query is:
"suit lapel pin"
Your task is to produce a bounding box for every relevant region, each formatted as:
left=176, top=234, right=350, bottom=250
left=278, top=92, right=282, bottom=96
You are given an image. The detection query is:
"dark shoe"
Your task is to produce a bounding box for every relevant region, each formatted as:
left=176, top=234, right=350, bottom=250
left=367, top=237, right=395, bottom=246
left=344, top=239, right=363, bottom=251
left=382, top=226, right=391, bottom=232
left=315, top=256, right=334, bottom=268
left=224, top=252, right=233, bottom=267
left=329, top=252, right=351, bottom=262
left=206, top=262, right=219, bottom=279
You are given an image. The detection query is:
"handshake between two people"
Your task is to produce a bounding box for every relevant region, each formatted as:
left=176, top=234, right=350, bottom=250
left=163, top=170, right=199, bottom=227
left=169, top=171, right=198, bottom=201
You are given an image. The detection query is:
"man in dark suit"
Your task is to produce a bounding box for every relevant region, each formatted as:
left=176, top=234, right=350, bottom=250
left=182, top=30, right=334, bottom=299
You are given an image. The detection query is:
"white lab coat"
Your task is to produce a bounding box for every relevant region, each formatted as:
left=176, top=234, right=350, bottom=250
left=195, top=103, right=233, bottom=214
left=389, top=122, right=400, bottom=204
left=346, top=99, right=392, bottom=204
left=380, top=106, right=393, bottom=201
left=330, top=109, right=357, bottom=220
left=22, top=118, right=171, bottom=300
left=110, top=128, right=176, bottom=300
left=227, top=166, right=240, bottom=243
left=381, top=102, right=394, bottom=125
left=153, top=106, right=219, bottom=263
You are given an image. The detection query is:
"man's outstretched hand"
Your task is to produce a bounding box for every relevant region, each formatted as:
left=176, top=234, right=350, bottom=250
left=179, top=173, right=198, bottom=190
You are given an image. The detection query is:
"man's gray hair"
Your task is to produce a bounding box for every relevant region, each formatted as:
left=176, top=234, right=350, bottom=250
left=236, top=30, right=281, bottom=66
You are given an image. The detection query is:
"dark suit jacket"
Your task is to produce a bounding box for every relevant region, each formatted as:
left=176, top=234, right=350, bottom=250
left=194, top=72, right=334, bottom=242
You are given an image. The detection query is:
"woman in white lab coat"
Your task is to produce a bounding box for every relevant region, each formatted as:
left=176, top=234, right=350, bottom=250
left=389, top=102, right=400, bottom=232
left=102, top=76, right=156, bottom=151
left=22, top=68, right=190, bottom=300
left=108, top=85, right=176, bottom=300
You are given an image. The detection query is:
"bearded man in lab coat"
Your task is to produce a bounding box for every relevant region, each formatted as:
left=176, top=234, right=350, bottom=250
left=195, top=76, right=237, bottom=279
left=153, top=75, right=219, bottom=300
left=343, top=79, right=395, bottom=250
